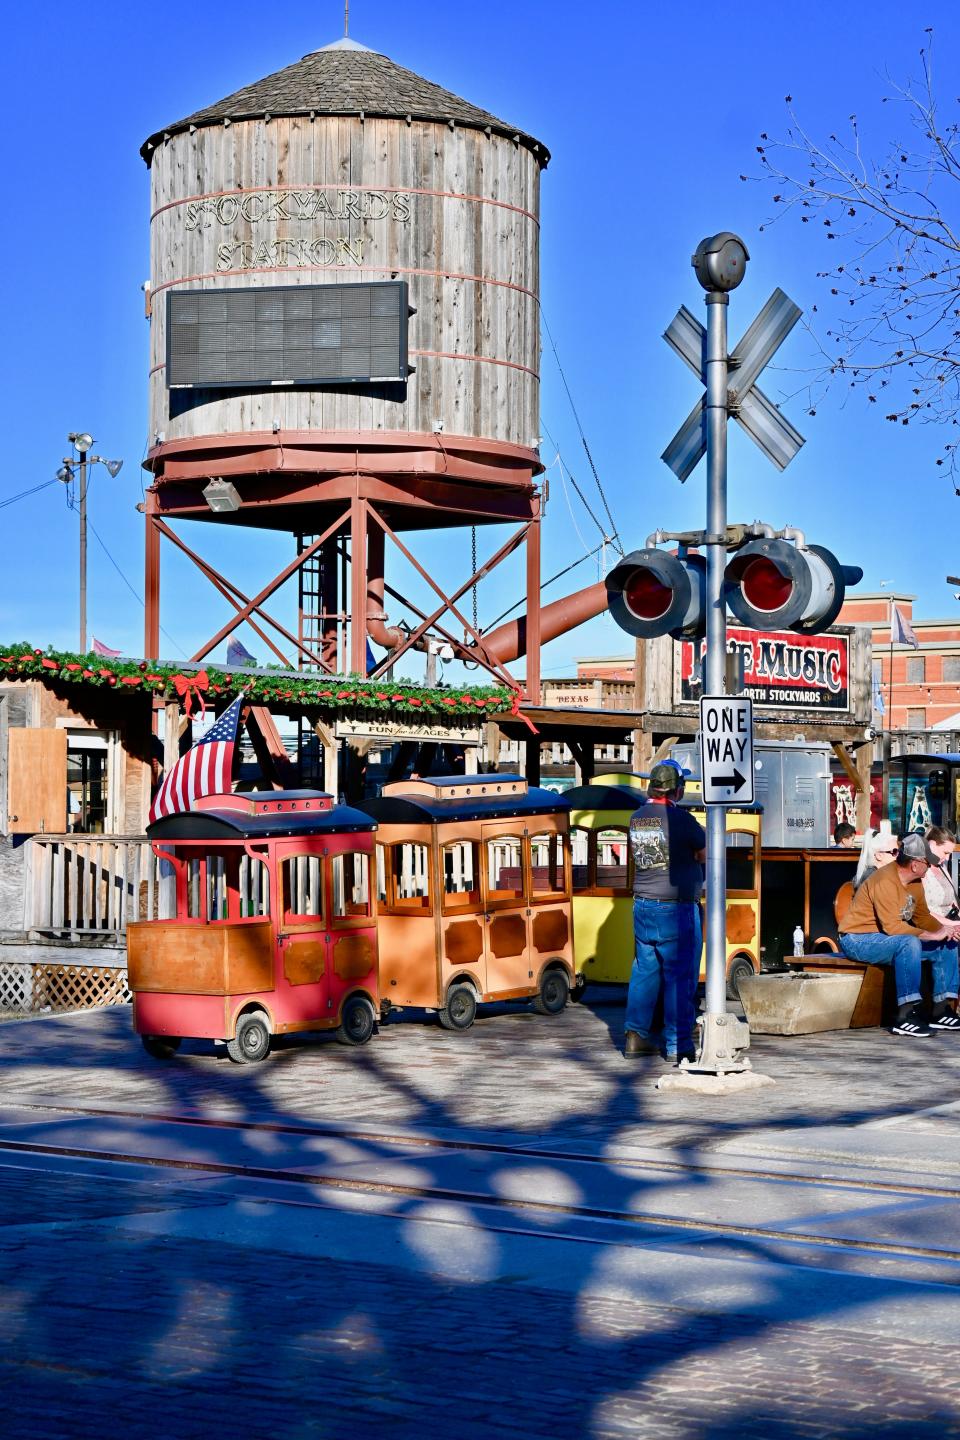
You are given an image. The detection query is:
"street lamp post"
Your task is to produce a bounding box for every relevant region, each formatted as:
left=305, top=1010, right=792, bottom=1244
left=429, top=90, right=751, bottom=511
left=59, top=434, right=124, bottom=653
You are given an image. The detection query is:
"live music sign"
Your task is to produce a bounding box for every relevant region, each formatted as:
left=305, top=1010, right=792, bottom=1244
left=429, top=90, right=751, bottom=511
left=680, top=627, right=849, bottom=711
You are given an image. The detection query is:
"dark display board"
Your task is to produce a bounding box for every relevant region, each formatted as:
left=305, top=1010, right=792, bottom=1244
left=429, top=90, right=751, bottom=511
left=166, top=282, right=409, bottom=388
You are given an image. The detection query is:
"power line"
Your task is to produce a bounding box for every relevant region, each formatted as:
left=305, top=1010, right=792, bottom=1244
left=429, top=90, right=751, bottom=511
left=86, top=517, right=187, bottom=658
left=541, top=312, right=623, bottom=553
left=0, top=478, right=61, bottom=511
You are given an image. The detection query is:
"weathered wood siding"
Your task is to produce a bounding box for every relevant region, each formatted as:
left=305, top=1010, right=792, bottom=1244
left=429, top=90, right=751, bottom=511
left=149, top=117, right=541, bottom=449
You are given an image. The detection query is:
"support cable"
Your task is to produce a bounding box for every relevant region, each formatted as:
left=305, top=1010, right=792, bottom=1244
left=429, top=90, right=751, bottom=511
left=541, top=312, right=623, bottom=554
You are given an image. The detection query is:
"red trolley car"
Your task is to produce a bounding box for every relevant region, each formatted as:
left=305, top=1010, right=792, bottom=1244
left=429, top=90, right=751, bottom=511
left=127, top=790, right=378, bottom=1063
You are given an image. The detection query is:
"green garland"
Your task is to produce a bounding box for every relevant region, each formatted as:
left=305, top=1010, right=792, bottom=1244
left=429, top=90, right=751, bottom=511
left=0, top=644, right=515, bottom=720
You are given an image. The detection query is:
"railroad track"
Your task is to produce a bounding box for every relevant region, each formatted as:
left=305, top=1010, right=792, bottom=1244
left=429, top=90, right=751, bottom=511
left=2, top=1100, right=960, bottom=1269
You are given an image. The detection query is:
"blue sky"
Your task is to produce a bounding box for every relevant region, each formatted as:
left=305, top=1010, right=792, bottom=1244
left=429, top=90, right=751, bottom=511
left=1, top=1, right=958, bottom=680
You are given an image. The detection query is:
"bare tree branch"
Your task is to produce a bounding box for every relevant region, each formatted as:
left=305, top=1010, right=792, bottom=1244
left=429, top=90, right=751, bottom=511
left=743, top=30, right=960, bottom=485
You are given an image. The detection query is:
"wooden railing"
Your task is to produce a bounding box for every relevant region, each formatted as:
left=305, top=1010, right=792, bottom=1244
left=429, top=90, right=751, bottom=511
left=25, top=836, right=171, bottom=937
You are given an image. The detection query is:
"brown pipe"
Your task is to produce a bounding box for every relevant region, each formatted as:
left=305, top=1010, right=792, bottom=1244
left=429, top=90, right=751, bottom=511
left=366, top=564, right=608, bottom=664
left=481, top=581, right=608, bottom=663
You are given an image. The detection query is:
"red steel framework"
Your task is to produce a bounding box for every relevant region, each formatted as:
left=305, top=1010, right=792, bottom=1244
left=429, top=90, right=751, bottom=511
left=143, top=428, right=546, bottom=702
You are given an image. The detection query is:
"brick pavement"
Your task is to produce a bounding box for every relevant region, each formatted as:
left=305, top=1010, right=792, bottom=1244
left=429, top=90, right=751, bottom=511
left=2, top=999, right=960, bottom=1436
left=2, top=1200, right=958, bottom=1439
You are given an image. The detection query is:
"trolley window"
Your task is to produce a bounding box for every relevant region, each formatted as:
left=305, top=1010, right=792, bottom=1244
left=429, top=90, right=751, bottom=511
left=281, top=854, right=324, bottom=923
left=530, top=831, right=566, bottom=898
left=570, top=827, right=632, bottom=898
left=332, top=851, right=372, bottom=924
left=571, top=826, right=591, bottom=891
left=441, top=840, right=481, bottom=911
left=595, top=827, right=630, bottom=896
left=239, top=854, right=271, bottom=918
left=726, top=830, right=759, bottom=895
left=485, top=835, right=525, bottom=904
left=377, top=842, right=431, bottom=913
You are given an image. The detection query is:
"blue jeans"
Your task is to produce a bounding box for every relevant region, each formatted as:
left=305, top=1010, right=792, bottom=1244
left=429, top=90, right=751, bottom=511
left=839, top=932, right=922, bottom=1005
left=921, top=940, right=959, bottom=1003
left=626, top=898, right=701, bottom=1055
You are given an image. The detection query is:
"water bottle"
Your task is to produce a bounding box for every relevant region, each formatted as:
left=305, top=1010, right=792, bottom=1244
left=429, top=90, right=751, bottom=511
left=792, top=926, right=805, bottom=957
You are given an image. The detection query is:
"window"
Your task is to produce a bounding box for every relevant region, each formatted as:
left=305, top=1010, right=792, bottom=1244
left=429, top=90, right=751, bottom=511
left=378, top=842, right=431, bottom=912
left=726, top=832, right=758, bottom=893
left=441, top=840, right=480, bottom=910
left=64, top=728, right=116, bottom=833
left=530, top=831, right=566, bottom=898
left=944, top=657, right=960, bottom=683
left=907, top=707, right=926, bottom=731
left=595, top=828, right=629, bottom=892
left=281, top=854, right=323, bottom=923
left=240, top=854, right=271, bottom=917
left=571, top=826, right=591, bottom=891
left=906, top=656, right=925, bottom=684
left=331, top=851, right=371, bottom=922
left=570, top=826, right=632, bottom=898
left=486, top=836, right=524, bottom=903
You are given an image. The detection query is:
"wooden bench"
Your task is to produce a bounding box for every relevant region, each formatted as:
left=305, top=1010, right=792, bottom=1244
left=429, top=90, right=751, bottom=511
left=786, top=954, right=896, bottom=1028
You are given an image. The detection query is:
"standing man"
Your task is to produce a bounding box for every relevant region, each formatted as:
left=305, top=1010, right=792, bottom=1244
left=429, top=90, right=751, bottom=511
left=624, top=762, right=706, bottom=1060
left=840, top=833, right=960, bottom=1037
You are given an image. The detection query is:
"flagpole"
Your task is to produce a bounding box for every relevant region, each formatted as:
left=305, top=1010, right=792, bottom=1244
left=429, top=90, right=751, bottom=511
left=883, top=595, right=895, bottom=828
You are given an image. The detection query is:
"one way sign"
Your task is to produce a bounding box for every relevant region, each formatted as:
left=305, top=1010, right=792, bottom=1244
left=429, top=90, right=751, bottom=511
left=699, top=696, right=755, bottom=805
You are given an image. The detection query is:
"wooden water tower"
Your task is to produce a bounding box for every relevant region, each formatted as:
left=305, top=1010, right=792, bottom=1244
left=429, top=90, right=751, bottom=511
left=140, top=36, right=553, bottom=698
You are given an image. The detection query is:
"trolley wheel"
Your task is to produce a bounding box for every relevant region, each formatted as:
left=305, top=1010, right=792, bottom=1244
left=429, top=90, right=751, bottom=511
left=336, top=994, right=377, bottom=1047
left=141, top=1034, right=181, bottom=1060
left=569, top=974, right=588, bottom=1004
left=727, top=955, right=756, bottom=1002
left=533, top=967, right=570, bottom=1016
left=438, top=983, right=477, bottom=1031
left=226, top=1013, right=271, bottom=1065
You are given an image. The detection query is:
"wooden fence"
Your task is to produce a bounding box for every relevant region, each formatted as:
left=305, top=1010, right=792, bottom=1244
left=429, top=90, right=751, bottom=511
left=25, top=836, right=168, bottom=937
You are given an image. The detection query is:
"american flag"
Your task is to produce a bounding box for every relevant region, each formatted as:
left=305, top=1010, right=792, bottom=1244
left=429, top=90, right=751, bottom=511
left=149, top=695, right=243, bottom=823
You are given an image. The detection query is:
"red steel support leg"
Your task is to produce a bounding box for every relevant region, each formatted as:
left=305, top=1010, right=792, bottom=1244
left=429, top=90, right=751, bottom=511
left=350, top=494, right=368, bottom=677
left=525, top=510, right=542, bottom=704
left=144, top=505, right=160, bottom=660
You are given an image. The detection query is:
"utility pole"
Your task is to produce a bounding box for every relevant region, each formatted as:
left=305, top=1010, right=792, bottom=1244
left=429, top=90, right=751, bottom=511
left=62, top=434, right=123, bottom=654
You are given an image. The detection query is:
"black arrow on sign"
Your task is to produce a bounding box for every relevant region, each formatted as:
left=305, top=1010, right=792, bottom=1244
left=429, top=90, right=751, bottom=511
left=715, top=768, right=747, bottom=791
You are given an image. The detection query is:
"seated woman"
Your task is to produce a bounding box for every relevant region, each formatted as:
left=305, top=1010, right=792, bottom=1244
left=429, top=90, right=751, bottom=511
left=854, top=824, right=898, bottom=891
left=922, top=825, right=960, bottom=1031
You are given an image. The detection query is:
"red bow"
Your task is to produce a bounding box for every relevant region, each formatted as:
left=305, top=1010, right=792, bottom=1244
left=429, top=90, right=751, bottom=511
left=172, top=669, right=209, bottom=718
left=508, top=685, right=539, bottom=735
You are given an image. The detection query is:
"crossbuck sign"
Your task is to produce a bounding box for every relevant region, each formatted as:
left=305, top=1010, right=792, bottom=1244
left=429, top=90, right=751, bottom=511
left=662, top=288, right=805, bottom=481
left=699, top=696, right=755, bottom=805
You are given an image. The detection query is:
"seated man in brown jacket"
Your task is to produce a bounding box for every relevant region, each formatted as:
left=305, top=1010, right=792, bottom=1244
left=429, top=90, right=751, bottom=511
left=840, top=833, right=960, bottom=1038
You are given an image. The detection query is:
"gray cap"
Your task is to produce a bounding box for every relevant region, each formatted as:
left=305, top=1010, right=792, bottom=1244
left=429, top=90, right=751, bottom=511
left=900, top=833, right=937, bottom=865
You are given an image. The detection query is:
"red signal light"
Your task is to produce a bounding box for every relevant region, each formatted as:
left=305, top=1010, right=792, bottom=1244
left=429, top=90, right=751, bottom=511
left=623, top=568, right=673, bottom=621
left=738, top=556, right=793, bottom=612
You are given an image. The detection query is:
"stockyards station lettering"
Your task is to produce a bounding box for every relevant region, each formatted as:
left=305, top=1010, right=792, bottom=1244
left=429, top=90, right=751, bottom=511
left=178, top=189, right=412, bottom=272
left=679, top=628, right=850, bottom=711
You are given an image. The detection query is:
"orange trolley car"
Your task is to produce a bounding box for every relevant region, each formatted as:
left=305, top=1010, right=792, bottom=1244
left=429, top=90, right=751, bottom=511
left=127, top=790, right=379, bottom=1063
left=362, top=774, right=579, bottom=1029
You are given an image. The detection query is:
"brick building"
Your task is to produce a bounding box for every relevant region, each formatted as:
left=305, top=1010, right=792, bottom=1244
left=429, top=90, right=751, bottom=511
left=836, top=592, right=960, bottom=732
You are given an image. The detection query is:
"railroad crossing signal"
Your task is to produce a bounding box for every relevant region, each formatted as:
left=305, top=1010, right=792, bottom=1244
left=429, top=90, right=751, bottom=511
left=699, top=696, right=755, bottom=805
left=662, top=289, right=806, bottom=482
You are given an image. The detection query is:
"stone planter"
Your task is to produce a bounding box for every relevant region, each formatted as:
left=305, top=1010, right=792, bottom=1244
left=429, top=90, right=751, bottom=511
left=738, top=971, right=863, bottom=1035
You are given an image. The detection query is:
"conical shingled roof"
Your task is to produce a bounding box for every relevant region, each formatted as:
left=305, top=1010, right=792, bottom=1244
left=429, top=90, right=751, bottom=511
left=141, top=39, right=549, bottom=166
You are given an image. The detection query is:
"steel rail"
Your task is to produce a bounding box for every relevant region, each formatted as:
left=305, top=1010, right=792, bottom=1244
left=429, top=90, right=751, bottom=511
left=0, top=1100, right=956, bottom=1202
left=1, top=1116, right=959, bottom=1267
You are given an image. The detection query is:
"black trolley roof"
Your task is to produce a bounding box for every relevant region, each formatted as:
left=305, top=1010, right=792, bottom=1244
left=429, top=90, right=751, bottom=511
left=147, top=790, right=375, bottom=841
left=362, top=773, right=571, bottom=825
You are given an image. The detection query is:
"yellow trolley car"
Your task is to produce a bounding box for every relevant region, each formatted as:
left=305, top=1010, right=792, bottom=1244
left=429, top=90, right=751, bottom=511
left=567, top=772, right=762, bottom=998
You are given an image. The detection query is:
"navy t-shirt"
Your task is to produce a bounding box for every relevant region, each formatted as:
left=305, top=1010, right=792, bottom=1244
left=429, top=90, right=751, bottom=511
left=629, top=801, right=705, bottom=902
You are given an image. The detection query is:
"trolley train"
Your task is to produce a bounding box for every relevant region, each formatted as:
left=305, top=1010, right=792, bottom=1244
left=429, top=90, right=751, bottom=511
left=128, top=774, right=579, bottom=1061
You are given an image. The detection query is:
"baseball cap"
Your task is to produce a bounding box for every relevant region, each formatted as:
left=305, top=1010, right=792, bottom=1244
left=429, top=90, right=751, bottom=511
left=648, top=762, right=685, bottom=792
left=661, top=758, right=693, bottom=780
left=899, top=833, right=937, bottom=865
